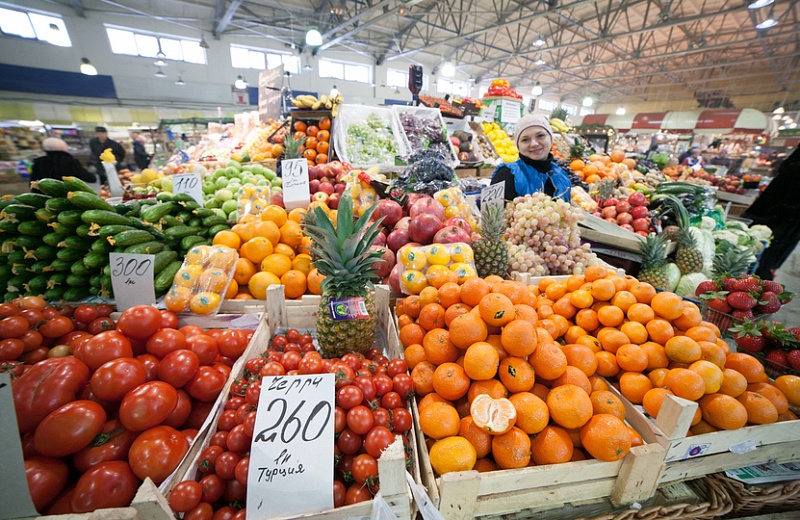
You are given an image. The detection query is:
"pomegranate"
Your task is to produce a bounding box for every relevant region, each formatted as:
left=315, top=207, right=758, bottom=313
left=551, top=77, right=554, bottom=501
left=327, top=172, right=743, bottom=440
left=388, top=264, right=402, bottom=294
left=630, top=206, right=649, bottom=219
left=603, top=197, right=619, bottom=208
left=632, top=217, right=651, bottom=232
left=601, top=206, right=617, bottom=219
left=409, top=198, right=445, bottom=221
left=620, top=223, right=635, bottom=232
left=628, top=192, right=647, bottom=207
left=370, top=245, right=396, bottom=278
left=615, top=200, right=631, bottom=214
left=409, top=214, right=443, bottom=244
left=393, top=217, right=410, bottom=231
left=370, top=199, right=403, bottom=229
left=386, top=228, right=410, bottom=253
left=443, top=216, right=471, bottom=234
left=433, top=226, right=472, bottom=245
left=616, top=212, right=633, bottom=225
left=374, top=229, right=387, bottom=247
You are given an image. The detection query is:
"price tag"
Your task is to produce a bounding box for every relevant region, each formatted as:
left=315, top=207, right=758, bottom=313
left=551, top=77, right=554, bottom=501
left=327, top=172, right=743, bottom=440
left=172, top=173, right=204, bottom=206
left=109, top=253, right=156, bottom=311
left=281, top=158, right=310, bottom=211
left=481, top=181, right=505, bottom=210
left=0, top=372, right=39, bottom=519
left=500, top=99, right=521, bottom=124
left=247, top=374, right=335, bottom=518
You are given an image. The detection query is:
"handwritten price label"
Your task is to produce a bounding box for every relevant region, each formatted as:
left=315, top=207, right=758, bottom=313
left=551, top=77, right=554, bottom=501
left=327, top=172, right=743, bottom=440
left=500, top=99, right=521, bottom=124
left=247, top=374, right=334, bottom=518
left=172, top=173, right=204, bottom=206
left=109, top=253, right=155, bottom=311
left=481, top=181, right=505, bottom=211
left=0, top=372, right=39, bottom=519
left=281, top=158, right=310, bottom=211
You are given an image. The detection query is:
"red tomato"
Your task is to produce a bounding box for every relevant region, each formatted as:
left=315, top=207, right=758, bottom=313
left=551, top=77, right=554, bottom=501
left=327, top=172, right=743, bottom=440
left=39, top=316, right=75, bottom=339
left=334, top=406, right=346, bottom=433
left=96, top=304, right=114, bottom=317
left=25, top=456, right=69, bottom=512
left=185, top=366, right=226, bottom=402
left=372, top=374, right=393, bottom=397
left=260, top=361, right=285, bottom=377
left=185, top=502, right=214, bottom=520
left=90, top=357, right=148, bottom=402
left=381, top=391, right=403, bottom=410
left=271, top=334, right=287, bottom=350
left=136, top=353, right=160, bottom=381
left=44, top=486, right=75, bottom=515
left=184, top=399, right=215, bottom=430
left=163, top=389, right=193, bottom=429
left=160, top=310, right=179, bottom=329
left=13, top=356, right=90, bottom=433
left=245, top=357, right=266, bottom=375
left=19, top=308, right=44, bottom=327
left=215, top=451, right=240, bottom=480
left=198, top=445, right=224, bottom=474
left=213, top=505, right=237, bottom=520
left=41, top=307, right=60, bottom=320
left=182, top=428, right=199, bottom=443
left=187, top=334, right=218, bottom=366
left=157, top=349, right=199, bottom=388
left=336, top=385, right=364, bottom=409
left=169, top=480, right=203, bottom=513
left=0, top=315, right=28, bottom=339
left=281, top=350, right=302, bottom=371
left=353, top=375, right=376, bottom=402
left=372, top=407, right=390, bottom=429
left=210, top=430, right=229, bottom=449
left=0, top=338, right=24, bottom=360
left=285, top=328, right=301, bottom=343
left=332, top=362, right=355, bottom=388
left=74, top=331, right=133, bottom=372
left=128, top=425, right=189, bottom=484
left=116, top=305, right=162, bottom=340
left=18, top=329, right=43, bottom=352
left=180, top=325, right=205, bottom=338
left=20, top=346, right=48, bottom=364
left=70, top=461, right=139, bottom=513
left=224, top=479, right=247, bottom=503
left=341, top=353, right=362, bottom=371
left=146, top=328, right=187, bottom=359
left=213, top=362, right=232, bottom=379
left=390, top=407, right=413, bottom=433
left=298, top=353, right=323, bottom=374
left=34, top=400, right=106, bottom=457
left=388, top=358, right=408, bottom=377
left=351, top=453, right=378, bottom=485
left=217, top=330, right=248, bottom=358
left=0, top=359, right=24, bottom=378
left=0, top=302, right=19, bottom=317
left=218, top=409, right=238, bottom=432
left=58, top=330, right=90, bottom=347
left=346, top=405, right=374, bottom=435
left=365, top=426, right=396, bottom=458
left=226, top=424, right=251, bottom=453
left=119, top=381, right=179, bottom=432
left=333, top=480, right=347, bottom=507
left=73, top=305, right=99, bottom=324
left=87, top=317, right=116, bottom=335
left=243, top=411, right=257, bottom=437
left=199, top=474, right=225, bottom=503
left=345, top=482, right=373, bottom=504
left=234, top=456, right=249, bottom=485
left=337, top=428, right=362, bottom=455
left=72, top=419, right=138, bottom=473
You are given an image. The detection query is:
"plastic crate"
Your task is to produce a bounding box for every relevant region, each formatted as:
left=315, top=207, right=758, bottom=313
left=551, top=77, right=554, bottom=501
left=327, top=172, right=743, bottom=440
left=699, top=302, right=737, bottom=337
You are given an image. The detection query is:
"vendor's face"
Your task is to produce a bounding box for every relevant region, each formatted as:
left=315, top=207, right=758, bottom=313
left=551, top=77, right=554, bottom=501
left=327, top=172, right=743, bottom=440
left=97, top=132, right=108, bottom=143
left=517, top=126, right=552, bottom=161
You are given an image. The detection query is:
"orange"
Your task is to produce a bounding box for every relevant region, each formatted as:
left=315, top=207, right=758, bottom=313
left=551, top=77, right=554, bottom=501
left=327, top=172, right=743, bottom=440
left=404, top=343, right=426, bottom=369
left=552, top=366, right=592, bottom=395
left=459, top=416, right=492, bottom=458
left=530, top=341, right=568, bottom=380
left=569, top=290, right=594, bottom=309
left=438, top=282, right=462, bottom=308
left=629, top=282, right=656, bottom=304
left=280, top=270, right=307, bottom=299
left=663, top=368, right=705, bottom=401
left=673, top=304, right=703, bottom=330
left=664, top=336, right=702, bottom=364
left=273, top=242, right=296, bottom=259
left=737, top=391, right=778, bottom=425
left=566, top=274, right=586, bottom=292
left=641, top=341, right=669, bottom=370
left=546, top=384, right=593, bottom=429
left=231, top=222, right=256, bottom=243
left=240, top=237, right=274, bottom=264
left=213, top=230, right=241, bottom=250
left=699, top=393, right=748, bottom=430
left=306, top=268, right=325, bottom=295
left=411, top=361, right=436, bottom=396
left=691, top=420, right=719, bottom=435
left=261, top=253, right=293, bottom=278
left=550, top=314, right=571, bottom=339
left=597, top=305, right=624, bottom=327
left=719, top=368, right=749, bottom=398
left=278, top=220, right=303, bottom=247
left=576, top=334, right=603, bottom=353
left=419, top=286, right=440, bottom=308
left=448, top=312, right=488, bottom=349
left=574, top=309, right=599, bottom=332
left=615, top=343, right=649, bottom=372
left=198, top=268, right=229, bottom=293
left=650, top=292, right=684, bottom=320
left=699, top=341, right=727, bottom=368
left=467, top=379, right=508, bottom=403
left=429, top=436, right=477, bottom=475
left=589, top=278, right=616, bottom=302
left=685, top=325, right=718, bottom=344
left=774, top=375, right=800, bottom=406
left=645, top=319, right=674, bottom=344
left=464, top=342, right=500, bottom=381
left=688, top=360, right=724, bottom=395
left=432, top=362, right=470, bottom=400
left=545, top=281, right=568, bottom=301
left=509, top=392, right=549, bottom=434
left=725, top=353, right=766, bottom=383
left=224, top=279, right=238, bottom=299
left=252, top=220, right=281, bottom=245
left=261, top=205, right=288, bottom=227
left=611, top=291, right=636, bottom=313
left=493, top=280, right=527, bottom=304
left=291, top=254, right=312, bottom=275
left=627, top=303, right=655, bottom=324
left=531, top=425, right=573, bottom=465
left=399, top=323, right=425, bottom=347
left=173, top=264, right=203, bottom=287
left=287, top=207, right=307, bottom=224
left=479, top=293, right=516, bottom=327
left=642, top=388, right=675, bottom=418
left=595, top=351, right=620, bottom=377
left=747, top=382, right=789, bottom=414
left=190, top=292, right=221, bottom=314
left=552, top=295, right=577, bottom=319
left=562, top=344, right=598, bottom=377
left=620, top=321, right=649, bottom=344
left=423, top=328, right=459, bottom=366
left=619, top=372, right=653, bottom=404
left=580, top=414, right=632, bottom=462
left=460, top=277, right=492, bottom=307
left=491, top=427, right=531, bottom=469
left=512, top=304, right=538, bottom=325
left=500, top=319, right=537, bottom=357
left=599, top=330, right=630, bottom=354
left=248, top=271, right=281, bottom=299
left=164, top=286, right=192, bottom=312
left=590, top=390, right=626, bottom=420
left=418, top=303, right=447, bottom=331
left=470, top=394, right=517, bottom=435
left=498, top=356, right=535, bottom=393
left=419, top=401, right=461, bottom=439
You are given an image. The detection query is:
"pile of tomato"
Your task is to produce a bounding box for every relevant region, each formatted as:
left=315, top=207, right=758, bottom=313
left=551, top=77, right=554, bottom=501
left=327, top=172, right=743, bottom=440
left=167, top=328, right=415, bottom=519
left=2, top=298, right=253, bottom=515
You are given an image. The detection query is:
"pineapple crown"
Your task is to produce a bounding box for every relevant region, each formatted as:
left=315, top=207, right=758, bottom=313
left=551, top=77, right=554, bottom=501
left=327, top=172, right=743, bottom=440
left=712, top=241, right=752, bottom=278
left=639, top=233, right=669, bottom=268
left=301, top=191, right=385, bottom=298
left=480, top=202, right=507, bottom=240
left=281, top=132, right=307, bottom=160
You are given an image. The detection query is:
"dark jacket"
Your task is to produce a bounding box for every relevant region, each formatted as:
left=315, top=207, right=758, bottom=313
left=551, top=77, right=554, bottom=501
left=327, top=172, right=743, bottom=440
left=31, top=151, right=97, bottom=186
left=89, top=137, right=126, bottom=170
left=132, top=140, right=151, bottom=170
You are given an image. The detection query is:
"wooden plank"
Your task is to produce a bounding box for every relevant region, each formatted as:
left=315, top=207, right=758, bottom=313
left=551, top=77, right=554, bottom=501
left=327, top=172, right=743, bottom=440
left=411, top=396, right=440, bottom=508
left=663, top=421, right=800, bottom=462
left=475, top=459, right=623, bottom=495
left=438, top=471, right=482, bottom=520
left=654, top=394, right=699, bottom=442
left=472, top=478, right=616, bottom=516
left=612, top=443, right=666, bottom=505
left=130, top=478, right=173, bottom=520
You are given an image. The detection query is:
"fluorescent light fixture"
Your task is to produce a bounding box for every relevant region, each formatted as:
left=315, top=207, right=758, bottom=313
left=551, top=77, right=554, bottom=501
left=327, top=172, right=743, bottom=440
left=773, top=106, right=785, bottom=114
left=535, top=58, right=546, bottom=66
left=779, top=125, right=786, bottom=130
left=441, top=61, right=456, bottom=78
left=18, top=120, right=44, bottom=127
left=234, top=75, right=247, bottom=89
left=531, top=82, right=543, bottom=96
left=154, top=68, right=166, bottom=78
left=790, top=123, right=798, bottom=129
left=748, top=0, right=773, bottom=9
left=533, top=35, right=546, bottom=47
left=755, top=17, right=778, bottom=29
left=616, top=106, right=626, bottom=115
left=582, top=96, right=593, bottom=107
left=772, top=114, right=782, bottom=120
left=154, top=51, right=167, bottom=67
left=305, top=27, right=322, bottom=47
left=175, top=76, right=186, bottom=86
left=80, top=58, right=97, bottom=75
left=304, top=63, right=313, bottom=71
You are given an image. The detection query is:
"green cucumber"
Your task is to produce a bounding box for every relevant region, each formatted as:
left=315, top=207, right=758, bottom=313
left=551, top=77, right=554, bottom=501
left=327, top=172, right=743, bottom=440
left=161, top=215, right=184, bottom=227
left=163, top=225, right=199, bottom=240
left=141, top=202, right=176, bottom=223
left=114, top=203, right=135, bottom=215
left=8, top=251, right=32, bottom=264
left=202, top=215, right=227, bottom=227
left=124, top=241, right=165, bottom=255
left=29, top=261, right=51, bottom=275
left=171, top=193, right=196, bottom=203
left=63, top=286, right=90, bottom=301
left=35, top=208, right=57, bottom=223
left=34, top=179, right=70, bottom=198
left=57, top=210, right=84, bottom=227
left=6, top=275, right=29, bottom=292
left=99, top=225, right=137, bottom=239
left=153, top=250, right=178, bottom=274
left=182, top=200, right=201, bottom=211
left=90, top=273, right=102, bottom=288
left=44, top=286, right=67, bottom=301
left=58, top=236, right=94, bottom=249
left=28, top=274, right=49, bottom=293
left=15, top=236, right=43, bottom=250
left=0, top=220, right=18, bottom=233
left=156, top=192, right=173, bottom=202
left=177, top=211, right=193, bottom=222
left=139, top=199, right=159, bottom=206
left=0, top=264, right=13, bottom=279
left=66, top=273, right=89, bottom=287
left=81, top=210, right=134, bottom=227
left=51, top=222, right=78, bottom=236
left=45, top=197, right=73, bottom=212
left=0, top=199, right=14, bottom=211
left=1, top=238, right=16, bottom=254
left=154, top=260, right=183, bottom=293
left=62, top=176, right=95, bottom=193
left=181, top=236, right=207, bottom=250
left=71, top=259, right=94, bottom=277
left=76, top=224, right=93, bottom=237
left=2, top=204, right=37, bottom=222
left=15, top=193, right=49, bottom=208
left=192, top=208, right=216, bottom=218
left=83, top=252, right=108, bottom=270
left=56, top=248, right=85, bottom=262
left=49, top=273, right=68, bottom=287
left=100, top=273, right=111, bottom=287
left=10, top=263, right=28, bottom=276
left=109, top=230, right=153, bottom=247
left=208, top=224, right=230, bottom=236
left=68, top=191, right=115, bottom=211
left=187, top=218, right=201, bottom=228
left=18, top=221, right=49, bottom=236
left=91, top=239, right=113, bottom=254
left=50, top=259, right=73, bottom=272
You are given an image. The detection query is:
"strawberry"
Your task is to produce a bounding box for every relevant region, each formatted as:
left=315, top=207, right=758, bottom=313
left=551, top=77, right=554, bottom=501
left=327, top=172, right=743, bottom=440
left=701, top=291, right=732, bottom=313
left=736, top=275, right=763, bottom=294
left=762, top=280, right=783, bottom=295
left=730, top=319, right=767, bottom=353
left=787, top=350, right=800, bottom=371
left=760, top=321, right=799, bottom=348
left=778, top=291, right=795, bottom=305
left=727, top=291, right=757, bottom=310
left=789, top=327, right=800, bottom=341
left=732, top=309, right=756, bottom=321
left=765, top=350, right=789, bottom=372
left=695, top=281, right=718, bottom=297
left=720, top=277, right=739, bottom=292
left=754, top=291, right=781, bottom=315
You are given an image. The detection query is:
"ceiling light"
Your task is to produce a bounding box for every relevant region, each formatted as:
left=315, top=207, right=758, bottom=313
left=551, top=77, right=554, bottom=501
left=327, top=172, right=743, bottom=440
left=535, top=58, right=546, bottom=66
left=531, top=82, right=543, bottom=96
left=154, top=50, right=167, bottom=67
left=772, top=114, right=782, bottom=120
left=199, top=34, right=210, bottom=49
left=533, top=35, right=546, bottom=47
left=779, top=125, right=786, bottom=130
left=748, top=0, right=774, bottom=9
left=441, top=61, right=456, bottom=78
left=175, top=76, right=186, bottom=86
left=398, top=7, right=407, bottom=15
left=582, top=96, right=593, bottom=107
left=330, top=85, right=340, bottom=97
left=773, top=106, right=785, bottom=114
left=304, top=62, right=313, bottom=71
left=755, top=13, right=778, bottom=29
left=154, top=68, right=166, bottom=78
left=79, top=57, right=97, bottom=76
left=331, top=7, right=342, bottom=15
left=234, top=75, right=247, bottom=89
left=305, top=27, right=323, bottom=47
left=790, top=123, right=798, bottom=129
left=616, top=106, right=626, bottom=115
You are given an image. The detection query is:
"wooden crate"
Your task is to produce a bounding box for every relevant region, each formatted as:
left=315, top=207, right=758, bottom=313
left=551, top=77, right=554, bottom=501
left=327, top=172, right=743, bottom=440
left=616, top=388, right=800, bottom=487
left=218, top=291, right=322, bottom=315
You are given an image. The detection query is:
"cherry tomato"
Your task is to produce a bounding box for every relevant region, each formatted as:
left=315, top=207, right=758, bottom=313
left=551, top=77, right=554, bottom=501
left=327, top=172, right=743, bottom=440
left=185, top=502, right=214, bottom=520
left=341, top=353, right=362, bottom=371
left=223, top=479, right=246, bottom=502
left=230, top=378, right=249, bottom=398
left=365, top=426, right=396, bottom=459
left=298, top=353, right=323, bottom=374
left=20, top=346, right=48, bottom=364
left=271, top=334, right=288, bottom=350
left=334, top=406, right=346, bottom=433
left=157, top=349, right=200, bottom=388
left=236, top=403, right=254, bottom=424
left=281, top=351, right=302, bottom=371
left=25, top=456, right=69, bottom=511
left=163, top=388, right=193, bottom=429
left=116, top=305, right=162, bottom=340
left=245, top=380, right=262, bottom=405
left=285, top=329, right=301, bottom=343
left=218, top=330, right=248, bottom=358
left=160, top=310, right=179, bottom=329
left=180, top=325, right=205, bottom=338
left=72, top=419, right=138, bottom=473
left=381, top=391, right=403, bottom=410
left=366, top=347, right=382, bottom=360
left=337, top=428, right=362, bottom=455
left=226, top=424, right=251, bottom=453
left=346, top=405, right=374, bottom=435
left=169, top=480, right=203, bottom=513
left=87, top=317, right=116, bottom=335
left=198, top=445, right=224, bottom=475
left=70, top=461, right=139, bottom=513
left=284, top=342, right=301, bottom=353
left=184, top=399, right=215, bottom=430
left=128, top=425, right=190, bottom=484
left=215, top=451, right=240, bottom=480
left=199, top=473, right=225, bottom=503
left=372, top=374, right=393, bottom=397
left=19, top=329, right=43, bottom=352
left=372, top=407, right=390, bottom=429
left=19, top=308, right=44, bottom=327
left=231, top=509, right=247, bottom=520
left=73, top=305, right=99, bottom=324
left=136, top=353, right=160, bottom=381
left=387, top=358, right=408, bottom=377
left=146, top=328, right=187, bottom=359
left=74, top=330, right=133, bottom=371
left=47, top=344, right=73, bottom=359
left=218, top=410, right=238, bottom=432
left=119, top=381, right=179, bottom=432
left=243, top=411, right=257, bottom=437
left=0, top=338, right=24, bottom=360
left=245, top=357, right=266, bottom=375
left=90, top=357, right=147, bottom=402
left=392, top=373, right=414, bottom=400
left=42, top=307, right=60, bottom=320
left=333, top=480, right=347, bottom=507
left=332, top=362, right=356, bottom=389
left=0, top=315, right=28, bottom=339
left=185, top=366, right=227, bottom=402
left=33, top=400, right=106, bottom=457
left=235, top=456, right=249, bottom=485
left=351, top=453, right=379, bottom=485
left=260, top=361, right=285, bottom=377
left=346, top=482, right=373, bottom=504
left=353, top=375, right=376, bottom=403
left=336, top=385, right=364, bottom=410
left=96, top=304, right=114, bottom=317
left=43, top=485, right=75, bottom=515
left=0, top=359, right=24, bottom=378
left=187, top=334, right=219, bottom=366
left=225, top=396, right=246, bottom=411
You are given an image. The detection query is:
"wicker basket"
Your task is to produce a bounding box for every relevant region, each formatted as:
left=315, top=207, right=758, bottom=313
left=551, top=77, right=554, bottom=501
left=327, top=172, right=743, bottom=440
left=708, top=472, right=800, bottom=518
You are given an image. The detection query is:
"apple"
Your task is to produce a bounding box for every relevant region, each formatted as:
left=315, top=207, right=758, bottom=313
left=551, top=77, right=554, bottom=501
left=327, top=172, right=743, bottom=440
left=309, top=179, right=321, bottom=193
left=334, top=183, right=346, bottom=194
left=313, top=192, right=329, bottom=202
left=271, top=192, right=284, bottom=208
left=327, top=193, right=340, bottom=210
left=450, top=136, right=461, bottom=148
left=308, top=165, right=320, bottom=181
left=318, top=182, right=335, bottom=195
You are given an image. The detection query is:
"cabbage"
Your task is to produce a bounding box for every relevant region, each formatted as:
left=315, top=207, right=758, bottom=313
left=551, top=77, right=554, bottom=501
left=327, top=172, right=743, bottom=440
left=749, top=224, right=773, bottom=244
left=726, top=220, right=748, bottom=231
left=714, top=230, right=740, bottom=248
left=664, top=263, right=682, bottom=292
left=676, top=273, right=709, bottom=298
left=700, top=216, right=717, bottom=231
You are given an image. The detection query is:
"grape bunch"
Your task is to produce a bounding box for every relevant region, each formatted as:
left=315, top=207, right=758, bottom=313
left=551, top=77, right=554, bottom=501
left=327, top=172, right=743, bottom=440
left=505, top=192, right=598, bottom=275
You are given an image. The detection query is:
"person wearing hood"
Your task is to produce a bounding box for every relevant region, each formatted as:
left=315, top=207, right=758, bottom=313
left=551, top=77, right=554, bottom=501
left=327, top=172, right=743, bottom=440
left=31, top=138, right=97, bottom=188
left=489, top=113, right=571, bottom=202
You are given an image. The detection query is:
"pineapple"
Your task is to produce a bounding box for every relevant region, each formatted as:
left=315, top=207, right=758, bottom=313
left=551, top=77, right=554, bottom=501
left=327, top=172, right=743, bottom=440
left=713, top=241, right=753, bottom=278
left=595, top=179, right=617, bottom=206
left=657, top=195, right=703, bottom=274
left=474, top=203, right=509, bottom=278
left=637, top=233, right=671, bottom=290
left=301, top=191, right=384, bottom=357
left=281, top=132, right=306, bottom=160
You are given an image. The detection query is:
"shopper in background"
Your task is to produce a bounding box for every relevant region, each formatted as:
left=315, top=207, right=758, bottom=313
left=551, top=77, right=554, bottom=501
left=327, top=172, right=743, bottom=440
left=31, top=138, right=96, bottom=189
left=490, top=113, right=571, bottom=202
left=709, top=149, right=732, bottom=168
left=681, top=147, right=705, bottom=170
left=89, top=126, right=125, bottom=184
left=131, top=131, right=151, bottom=170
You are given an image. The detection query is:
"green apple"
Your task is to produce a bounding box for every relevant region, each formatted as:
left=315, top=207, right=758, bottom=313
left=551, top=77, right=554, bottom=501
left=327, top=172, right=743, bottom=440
left=228, top=210, right=238, bottom=221
left=212, top=208, right=228, bottom=219
left=214, top=168, right=227, bottom=179
left=215, top=189, right=234, bottom=203
left=241, top=165, right=254, bottom=173
left=205, top=198, right=219, bottom=209
left=271, top=186, right=282, bottom=193
left=226, top=160, right=241, bottom=171
left=222, top=199, right=238, bottom=214
left=214, top=177, right=229, bottom=190
left=161, top=176, right=173, bottom=193
left=202, top=181, right=217, bottom=194
left=256, top=178, right=270, bottom=186
left=270, top=177, right=282, bottom=187
left=263, top=169, right=277, bottom=181
left=225, top=167, right=239, bottom=179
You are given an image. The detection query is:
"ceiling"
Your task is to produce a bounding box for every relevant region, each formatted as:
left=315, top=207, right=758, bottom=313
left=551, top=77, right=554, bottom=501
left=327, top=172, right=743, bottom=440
left=59, top=0, right=800, bottom=111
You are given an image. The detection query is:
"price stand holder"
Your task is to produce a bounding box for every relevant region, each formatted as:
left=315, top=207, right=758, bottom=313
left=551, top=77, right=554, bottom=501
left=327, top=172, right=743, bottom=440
left=172, top=173, right=204, bottom=206
left=481, top=180, right=505, bottom=211
left=281, top=158, right=311, bottom=211
left=246, top=373, right=335, bottom=518
left=109, top=253, right=156, bottom=311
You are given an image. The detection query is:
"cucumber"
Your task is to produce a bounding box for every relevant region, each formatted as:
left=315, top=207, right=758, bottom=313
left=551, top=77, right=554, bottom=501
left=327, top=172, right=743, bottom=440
left=56, top=247, right=85, bottom=262
left=0, top=264, right=13, bottom=279
left=163, top=225, right=199, bottom=240
left=171, top=193, right=196, bottom=203
left=34, top=179, right=70, bottom=197
left=0, top=198, right=14, bottom=210
left=45, top=197, right=73, bottom=212
left=161, top=215, right=184, bottom=227
left=76, top=224, right=93, bottom=237
left=208, top=224, right=230, bottom=236
left=10, top=263, right=28, bottom=276
left=7, top=275, right=29, bottom=292
left=182, top=200, right=201, bottom=211
left=181, top=236, right=207, bottom=250
left=58, top=236, right=94, bottom=250
left=4, top=292, right=22, bottom=302
left=15, top=193, right=49, bottom=208
left=8, top=251, right=31, bottom=264
left=90, top=273, right=102, bottom=288
left=153, top=250, right=178, bottom=274
left=50, top=259, right=73, bottom=272
left=177, top=211, right=193, bottom=222
left=57, top=210, right=84, bottom=227
left=49, top=273, right=68, bottom=287
left=68, top=191, right=115, bottom=211
left=103, top=265, right=111, bottom=277
left=65, top=273, right=88, bottom=287
left=81, top=210, right=134, bottom=227
left=202, top=215, right=228, bottom=227
left=124, top=241, right=165, bottom=255
left=51, top=222, right=78, bottom=236
left=99, top=225, right=137, bottom=239
left=156, top=192, right=173, bottom=202
left=139, top=199, right=159, bottom=206
left=44, top=286, right=68, bottom=301
left=29, top=261, right=51, bottom=275
left=35, top=208, right=57, bottom=223
left=62, top=177, right=95, bottom=193
left=17, top=220, right=49, bottom=236
left=15, top=236, right=43, bottom=250
left=109, top=230, right=153, bottom=247
left=63, top=286, right=90, bottom=301
left=114, top=203, right=135, bottom=215
left=71, top=259, right=94, bottom=277
left=0, top=220, right=18, bottom=233
left=187, top=218, right=202, bottom=228
left=154, top=260, right=183, bottom=293
left=28, top=274, right=49, bottom=293
left=192, top=208, right=216, bottom=218
left=91, top=239, right=113, bottom=254
left=141, top=202, right=175, bottom=223
left=100, top=273, right=111, bottom=287
left=2, top=204, right=37, bottom=222
left=1, top=238, right=16, bottom=254
left=84, top=252, right=109, bottom=270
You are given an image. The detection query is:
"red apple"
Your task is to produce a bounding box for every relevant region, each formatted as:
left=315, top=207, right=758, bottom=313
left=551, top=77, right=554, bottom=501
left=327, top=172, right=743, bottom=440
left=309, top=179, right=321, bottom=193
left=334, top=183, right=346, bottom=194
left=327, top=193, right=340, bottom=209
left=318, top=182, right=335, bottom=195
left=308, top=165, right=320, bottom=181
left=271, top=192, right=284, bottom=208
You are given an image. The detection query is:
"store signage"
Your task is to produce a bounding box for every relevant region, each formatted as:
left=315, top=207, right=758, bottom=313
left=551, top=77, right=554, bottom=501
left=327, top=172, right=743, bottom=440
left=246, top=374, right=335, bottom=519
left=172, top=173, right=204, bottom=206
left=232, top=86, right=249, bottom=106
left=258, top=65, right=284, bottom=124
left=481, top=181, right=505, bottom=210
left=281, top=158, right=311, bottom=211
left=500, top=99, right=521, bottom=124
left=109, top=253, right=156, bottom=311
left=0, top=372, right=39, bottom=519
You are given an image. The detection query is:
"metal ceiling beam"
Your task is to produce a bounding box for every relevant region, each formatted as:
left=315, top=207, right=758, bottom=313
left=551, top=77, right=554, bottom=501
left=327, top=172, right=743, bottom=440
left=314, top=0, right=426, bottom=52
left=69, top=0, right=85, bottom=17
left=214, top=0, right=243, bottom=38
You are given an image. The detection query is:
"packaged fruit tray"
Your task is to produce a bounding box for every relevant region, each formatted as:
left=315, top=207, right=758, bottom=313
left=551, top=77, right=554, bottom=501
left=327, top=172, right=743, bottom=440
left=332, top=105, right=410, bottom=169
left=392, top=105, right=460, bottom=168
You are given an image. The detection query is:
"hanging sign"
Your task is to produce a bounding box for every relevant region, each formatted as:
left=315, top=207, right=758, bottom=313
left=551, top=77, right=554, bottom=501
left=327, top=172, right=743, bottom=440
left=258, top=65, right=284, bottom=124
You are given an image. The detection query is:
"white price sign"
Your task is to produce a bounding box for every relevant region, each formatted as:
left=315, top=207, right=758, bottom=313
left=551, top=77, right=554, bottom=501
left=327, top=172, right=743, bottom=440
left=109, top=253, right=156, bottom=311
left=172, top=173, right=204, bottom=206
left=0, top=372, right=39, bottom=519
left=500, top=99, right=521, bottom=124
left=247, top=374, right=335, bottom=519
left=481, top=181, right=505, bottom=210
left=281, top=158, right=310, bottom=211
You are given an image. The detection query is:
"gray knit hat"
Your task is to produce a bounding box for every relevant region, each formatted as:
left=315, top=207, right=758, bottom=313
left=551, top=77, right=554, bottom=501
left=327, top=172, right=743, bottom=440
left=514, top=113, right=553, bottom=148
left=42, top=138, right=68, bottom=152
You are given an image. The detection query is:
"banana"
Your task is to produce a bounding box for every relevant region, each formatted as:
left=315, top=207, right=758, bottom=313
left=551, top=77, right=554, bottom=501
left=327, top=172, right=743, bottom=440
left=311, top=99, right=323, bottom=110
left=320, top=95, right=328, bottom=104
left=331, top=104, right=339, bottom=118
left=335, top=93, right=343, bottom=104
left=324, top=100, right=333, bottom=109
